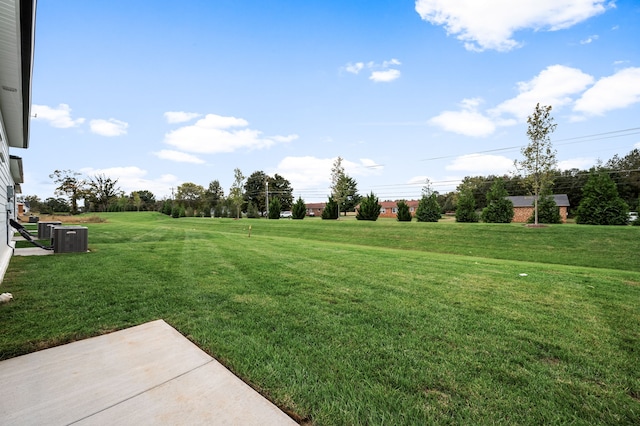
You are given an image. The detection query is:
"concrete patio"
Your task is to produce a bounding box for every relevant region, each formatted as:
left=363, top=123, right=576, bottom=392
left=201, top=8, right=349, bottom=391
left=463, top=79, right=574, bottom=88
left=0, top=320, right=297, bottom=425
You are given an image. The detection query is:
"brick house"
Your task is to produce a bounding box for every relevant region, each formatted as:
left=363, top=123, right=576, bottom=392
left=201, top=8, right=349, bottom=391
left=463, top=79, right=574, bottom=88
left=378, top=200, right=420, bottom=219
left=305, top=202, right=325, bottom=217
left=506, top=195, right=570, bottom=223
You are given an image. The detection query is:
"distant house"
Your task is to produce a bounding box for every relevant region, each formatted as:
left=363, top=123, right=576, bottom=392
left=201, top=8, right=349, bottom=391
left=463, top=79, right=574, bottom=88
left=506, top=195, right=570, bottom=223
left=305, top=202, right=325, bottom=217
left=377, top=200, right=420, bottom=219
left=0, top=0, right=36, bottom=281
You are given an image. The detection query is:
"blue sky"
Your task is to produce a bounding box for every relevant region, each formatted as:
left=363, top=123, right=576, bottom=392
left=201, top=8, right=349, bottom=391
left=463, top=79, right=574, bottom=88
left=23, top=0, right=640, bottom=202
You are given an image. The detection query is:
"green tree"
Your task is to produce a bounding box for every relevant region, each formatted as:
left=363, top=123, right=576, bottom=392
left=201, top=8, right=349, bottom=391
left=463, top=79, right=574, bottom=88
left=337, top=175, right=361, bottom=215
left=605, top=148, right=640, bottom=209
left=268, top=197, right=281, bottom=219
left=246, top=202, right=259, bottom=218
left=292, top=197, right=306, bottom=219
left=576, top=171, right=629, bottom=225
left=132, top=191, right=142, bottom=212
left=43, top=197, right=70, bottom=214
left=229, top=168, right=245, bottom=219
left=19, top=195, right=44, bottom=213
left=131, top=190, right=156, bottom=211
left=86, top=174, right=121, bottom=212
left=514, top=103, right=558, bottom=225
left=528, top=192, right=561, bottom=224
left=269, top=174, right=294, bottom=211
left=481, top=178, right=514, bottom=223
left=356, top=192, right=381, bottom=221
left=330, top=157, right=359, bottom=217
left=244, top=171, right=268, bottom=215
left=50, top=169, right=86, bottom=215
left=176, top=182, right=205, bottom=211
left=416, top=183, right=441, bottom=222
left=321, top=196, right=339, bottom=220
left=205, top=180, right=224, bottom=215
left=456, top=189, right=479, bottom=223
left=396, top=200, right=412, bottom=222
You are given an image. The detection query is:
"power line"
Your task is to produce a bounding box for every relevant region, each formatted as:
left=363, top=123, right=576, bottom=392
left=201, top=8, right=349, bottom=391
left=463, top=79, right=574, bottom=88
left=420, top=127, right=640, bottom=162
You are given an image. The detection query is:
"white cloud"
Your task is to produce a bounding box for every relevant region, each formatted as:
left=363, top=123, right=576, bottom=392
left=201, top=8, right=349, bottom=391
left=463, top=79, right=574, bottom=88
left=382, top=58, right=401, bottom=67
left=154, top=149, right=205, bottom=164
left=573, top=67, right=640, bottom=116
left=370, top=69, right=401, bottom=82
left=491, top=65, right=594, bottom=120
left=407, top=176, right=434, bottom=186
left=415, top=0, right=608, bottom=52
left=275, top=156, right=382, bottom=194
left=164, top=111, right=202, bottom=123
left=90, top=118, right=129, bottom=136
left=429, top=98, right=496, bottom=137
left=580, top=34, right=599, bottom=44
left=635, top=142, right=640, bottom=149
left=343, top=58, right=402, bottom=82
left=558, top=157, right=595, bottom=170
left=345, top=62, right=365, bottom=74
left=446, top=154, right=514, bottom=174
left=164, top=113, right=297, bottom=154
left=32, top=104, right=85, bottom=128
left=79, top=166, right=179, bottom=198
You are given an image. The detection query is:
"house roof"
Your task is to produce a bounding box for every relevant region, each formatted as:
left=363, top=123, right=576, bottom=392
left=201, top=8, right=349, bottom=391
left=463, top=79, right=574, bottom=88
left=379, top=200, right=419, bottom=208
left=0, top=0, right=36, bottom=149
left=305, top=202, right=325, bottom=209
left=506, top=194, right=570, bottom=207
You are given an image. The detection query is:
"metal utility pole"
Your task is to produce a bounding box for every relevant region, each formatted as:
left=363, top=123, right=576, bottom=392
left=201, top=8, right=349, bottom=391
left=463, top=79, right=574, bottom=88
left=265, top=179, right=269, bottom=219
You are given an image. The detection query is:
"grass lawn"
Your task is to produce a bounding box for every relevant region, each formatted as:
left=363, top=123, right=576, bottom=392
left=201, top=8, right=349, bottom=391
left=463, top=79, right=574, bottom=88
left=1, top=212, right=639, bottom=424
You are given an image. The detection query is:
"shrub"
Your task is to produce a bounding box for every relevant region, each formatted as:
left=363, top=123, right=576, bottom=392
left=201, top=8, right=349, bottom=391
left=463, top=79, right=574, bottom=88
left=268, top=198, right=281, bottom=219
left=527, top=194, right=561, bottom=224
left=322, top=197, right=339, bottom=220
left=416, top=193, right=441, bottom=222
left=456, top=190, right=479, bottom=223
left=246, top=202, right=260, bottom=218
left=481, top=178, right=514, bottom=223
left=356, top=192, right=381, bottom=221
left=171, top=206, right=180, bottom=218
left=292, top=197, right=306, bottom=219
left=576, top=172, right=629, bottom=225
left=396, top=200, right=412, bottom=222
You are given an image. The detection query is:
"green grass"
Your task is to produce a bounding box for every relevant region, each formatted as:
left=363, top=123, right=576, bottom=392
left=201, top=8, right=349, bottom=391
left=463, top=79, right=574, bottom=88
left=2, top=212, right=639, bottom=424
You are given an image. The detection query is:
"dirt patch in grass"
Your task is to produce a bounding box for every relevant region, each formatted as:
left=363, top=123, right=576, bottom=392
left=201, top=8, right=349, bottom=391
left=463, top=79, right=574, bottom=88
left=20, top=214, right=106, bottom=224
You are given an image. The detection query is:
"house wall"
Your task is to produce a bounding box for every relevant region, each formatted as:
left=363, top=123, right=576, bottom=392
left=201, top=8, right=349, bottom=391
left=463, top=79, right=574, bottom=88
left=0, top=112, right=16, bottom=282
left=512, top=206, right=568, bottom=223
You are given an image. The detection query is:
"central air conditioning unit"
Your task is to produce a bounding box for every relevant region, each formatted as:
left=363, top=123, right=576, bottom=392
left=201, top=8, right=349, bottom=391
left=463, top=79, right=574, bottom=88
left=37, top=221, right=62, bottom=239
left=51, top=226, right=88, bottom=253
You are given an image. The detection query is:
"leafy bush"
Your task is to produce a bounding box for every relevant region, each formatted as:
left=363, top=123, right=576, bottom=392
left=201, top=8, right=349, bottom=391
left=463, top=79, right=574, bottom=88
left=268, top=198, right=281, bottom=219
left=576, top=172, right=629, bottom=225
left=396, top=200, right=412, bottom=222
left=416, top=193, right=441, bottom=222
left=456, top=190, right=479, bottom=223
left=322, top=197, right=339, bottom=220
left=292, top=197, right=306, bottom=219
left=246, top=202, right=260, bottom=218
left=527, top=194, right=561, bottom=224
left=171, top=205, right=180, bottom=218
left=481, top=178, right=514, bottom=223
left=356, top=192, right=381, bottom=221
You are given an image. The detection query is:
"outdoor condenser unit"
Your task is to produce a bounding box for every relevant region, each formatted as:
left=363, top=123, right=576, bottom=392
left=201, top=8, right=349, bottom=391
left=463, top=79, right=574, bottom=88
left=51, top=226, right=88, bottom=253
left=37, top=221, right=62, bottom=239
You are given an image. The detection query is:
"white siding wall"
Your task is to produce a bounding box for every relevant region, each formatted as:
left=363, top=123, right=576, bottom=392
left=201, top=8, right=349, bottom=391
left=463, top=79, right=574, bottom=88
left=0, top=108, right=16, bottom=283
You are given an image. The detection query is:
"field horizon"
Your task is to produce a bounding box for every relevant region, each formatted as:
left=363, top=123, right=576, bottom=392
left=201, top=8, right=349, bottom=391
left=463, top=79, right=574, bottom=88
left=2, top=212, right=639, bottom=424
